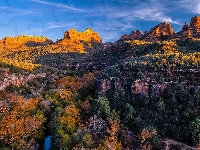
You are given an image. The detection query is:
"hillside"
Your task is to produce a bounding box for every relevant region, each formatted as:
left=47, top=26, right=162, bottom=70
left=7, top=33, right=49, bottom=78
left=0, top=16, right=199, bottom=150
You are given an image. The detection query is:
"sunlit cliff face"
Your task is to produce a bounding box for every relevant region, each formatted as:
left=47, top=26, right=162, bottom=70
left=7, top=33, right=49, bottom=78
left=0, top=35, right=52, bottom=51
left=56, top=28, right=102, bottom=52
left=0, top=28, right=102, bottom=53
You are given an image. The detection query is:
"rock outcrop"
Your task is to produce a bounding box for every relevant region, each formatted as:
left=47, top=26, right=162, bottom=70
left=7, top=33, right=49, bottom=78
left=56, top=28, right=102, bottom=52
left=180, top=16, right=200, bottom=39
left=118, top=17, right=200, bottom=42
left=119, top=22, right=174, bottom=42
left=120, top=30, right=143, bottom=40
left=143, top=22, right=174, bottom=42
left=0, top=67, right=46, bottom=90
left=131, top=79, right=149, bottom=95
left=190, top=16, right=200, bottom=30
left=182, top=22, right=189, bottom=31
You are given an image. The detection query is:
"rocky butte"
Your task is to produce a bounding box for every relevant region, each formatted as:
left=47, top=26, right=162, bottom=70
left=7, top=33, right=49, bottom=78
left=56, top=28, right=102, bottom=52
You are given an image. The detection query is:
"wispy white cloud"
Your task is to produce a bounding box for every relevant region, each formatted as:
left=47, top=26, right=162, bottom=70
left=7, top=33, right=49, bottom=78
left=46, top=22, right=79, bottom=29
left=21, top=21, right=79, bottom=36
left=102, top=33, right=121, bottom=42
left=104, top=1, right=181, bottom=25
left=30, top=0, right=89, bottom=12
left=92, top=20, right=131, bottom=42
left=98, top=31, right=121, bottom=43
left=175, top=0, right=200, bottom=14
left=93, top=19, right=133, bottom=32
left=87, top=0, right=182, bottom=42
left=0, top=6, right=40, bottom=15
left=131, top=8, right=180, bottom=24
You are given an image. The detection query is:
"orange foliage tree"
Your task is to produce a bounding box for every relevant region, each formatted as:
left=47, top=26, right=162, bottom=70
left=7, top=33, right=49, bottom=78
left=0, top=93, right=46, bottom=149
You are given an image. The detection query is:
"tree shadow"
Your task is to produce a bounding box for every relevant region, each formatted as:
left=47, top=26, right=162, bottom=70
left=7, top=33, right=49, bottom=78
left=34, top=52, right=88, bottom=70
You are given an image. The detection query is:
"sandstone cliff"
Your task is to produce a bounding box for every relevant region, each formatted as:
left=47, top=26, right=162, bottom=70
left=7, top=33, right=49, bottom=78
left=56, top=28, right=102, bottom=52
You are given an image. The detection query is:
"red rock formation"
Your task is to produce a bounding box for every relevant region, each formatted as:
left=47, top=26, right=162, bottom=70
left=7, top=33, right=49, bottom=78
left=149, top=22, right=174, bottom=36
left=56, top=28, right=102, bottom=52
left=180, top=16, right=200, bottom=39
left=190, top=16, right=200, bottom=29
left=182, top=22, right=189, bottom=31
left=187, top=16, right=200, bottom=38
left=143, top=22, right=174, bottom=42
left=25, top=39, right=53, bottom=47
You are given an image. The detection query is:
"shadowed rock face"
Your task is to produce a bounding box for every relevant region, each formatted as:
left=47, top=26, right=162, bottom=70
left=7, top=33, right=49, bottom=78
left=25, top=40, right=53, bottom=47
left=182, top=22, right=189, bottom=31
left=120, top=30, right=143, bottom=40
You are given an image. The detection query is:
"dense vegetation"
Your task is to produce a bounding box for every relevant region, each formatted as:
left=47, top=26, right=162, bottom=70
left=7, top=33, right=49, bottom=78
left=0, top=35, right=199, bottom=149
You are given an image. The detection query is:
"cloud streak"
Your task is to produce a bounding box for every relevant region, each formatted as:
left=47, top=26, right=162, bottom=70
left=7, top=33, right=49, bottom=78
left=104, top=1, right=181, bottom=25
left=30, top=0, right=89, bottom=12
left=175, top=0, right=200, bottom=14
left=23, top=21, right=79, bottom=36
left=46, top=22, right=79, bottom=29
left=0, top=6, right=40, bottom=15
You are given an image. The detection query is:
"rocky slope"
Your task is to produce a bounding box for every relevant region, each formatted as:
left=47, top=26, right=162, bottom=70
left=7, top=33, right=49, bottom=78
left=0, top=67, right=46, bottom=90
left=0, top=28, right=102, bottom=71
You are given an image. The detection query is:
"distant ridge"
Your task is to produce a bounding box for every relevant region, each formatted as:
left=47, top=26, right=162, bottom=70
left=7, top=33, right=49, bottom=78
left=120, top=16, right=200, bottom=42
left=0, top=16, right=200, bottom=51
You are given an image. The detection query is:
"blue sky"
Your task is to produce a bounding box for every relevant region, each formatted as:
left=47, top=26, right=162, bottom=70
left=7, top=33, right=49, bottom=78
left=0, top=0, right=199, bottom=42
